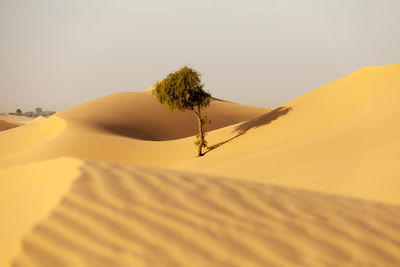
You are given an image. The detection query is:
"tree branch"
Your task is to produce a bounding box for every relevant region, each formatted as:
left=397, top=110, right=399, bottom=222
left=192, top=106, right=200, bottom=118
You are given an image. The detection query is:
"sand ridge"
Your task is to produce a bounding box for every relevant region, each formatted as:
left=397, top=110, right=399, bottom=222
left=0, top=157, right=82, bottom=267
left=175, top=64, right=400, bottom=204
left=57, top=91, right=269, bottom=141
left=0, top=91, right=268, bottom=168
left=0, top=115, right=66, bottom=162
left=10, top=159, right=400, bottom=267
left=1, top=64, right=400, bottom=266
left=1, top=65, right=400, bottom=204
left=2, top=65, right=400, bottom=204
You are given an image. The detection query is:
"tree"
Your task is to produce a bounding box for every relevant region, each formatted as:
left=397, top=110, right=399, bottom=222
left=153, top=66, right=212, bottom=156
left=16, top=109, right=22, bottom=115
left=35, top=107, right=42, bottom=114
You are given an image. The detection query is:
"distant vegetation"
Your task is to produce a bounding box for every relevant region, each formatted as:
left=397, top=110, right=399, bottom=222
left=153, top=66, right=212, bottom=157
left=9, top=107, right=56, bottom=118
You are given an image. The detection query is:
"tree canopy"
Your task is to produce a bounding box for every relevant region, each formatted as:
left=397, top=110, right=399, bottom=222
left=153, top=66, right=212, bottom=156
left=153, top=66, right=211, bottom=112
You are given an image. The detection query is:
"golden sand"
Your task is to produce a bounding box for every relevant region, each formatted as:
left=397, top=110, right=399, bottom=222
left=1, top=64, right=400, bottom=266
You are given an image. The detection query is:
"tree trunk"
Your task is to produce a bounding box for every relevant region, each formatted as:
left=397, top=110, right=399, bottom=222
left=196, top=106, right=205, bottom=157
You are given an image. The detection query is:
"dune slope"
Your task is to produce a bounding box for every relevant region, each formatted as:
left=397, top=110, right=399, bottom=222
left=0, top=115, right=33, bottom=124
left=0, top=91, right=268, bottom=167
left=0, top=158, right=82, bottom=267
left=2, top=65, right=400, bottom=205
left=0, top=115, right=34, bottom=132
left=177, top=64, right=400, bottom=204
left=0, top=120, right=20, bottom=132
left=57, top=91, right=269, bottom=141
left=10, top=159, right=400, bottom=267
left=0, top=116, right=66, bottom=161
left=1, top=65, right=400, bottom=267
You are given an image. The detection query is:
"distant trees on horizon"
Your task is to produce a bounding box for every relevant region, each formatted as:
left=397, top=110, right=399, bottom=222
left=10, top=107, right=56, bottom=118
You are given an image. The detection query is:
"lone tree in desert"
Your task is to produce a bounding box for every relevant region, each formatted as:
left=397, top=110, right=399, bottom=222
left=153, top=66, right=212, bottom=156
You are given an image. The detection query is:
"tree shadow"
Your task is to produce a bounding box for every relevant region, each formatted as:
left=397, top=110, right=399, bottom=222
left=235, top=106, right=293, bottom=134
left=204, top=106, right=292, bottom=155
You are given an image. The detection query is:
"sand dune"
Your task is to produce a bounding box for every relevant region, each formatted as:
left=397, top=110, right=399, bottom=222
left=0, top=158, right=82, bottom=267
left=8, top=159, right=400, bottom=267
left=1, top=64, right=400, bottom=266
left=0, top=115, right=33, bottom=124
left=2, top=65, right=400, bottom=203
left=0, top=116, right=65, bottom=161
left=1, top=65, right=400, bottom=201
left=0, top=91, right=268, bottom=167
left=0, top=120, right=20, bottom=132
left=177, top=64, right=400, bottom=204
left=0, top=115, right=33, bottom=132
left=58, top=91, right=269, bottom=141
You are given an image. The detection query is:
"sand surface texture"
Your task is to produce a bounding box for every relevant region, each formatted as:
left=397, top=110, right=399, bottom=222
left=8, top=160, right=400, bottom=267
left=1, top=64, right=400, bottom=266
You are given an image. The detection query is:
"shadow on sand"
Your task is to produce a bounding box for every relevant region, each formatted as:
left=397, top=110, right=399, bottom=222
left=204, top=106, right=292, bottom=155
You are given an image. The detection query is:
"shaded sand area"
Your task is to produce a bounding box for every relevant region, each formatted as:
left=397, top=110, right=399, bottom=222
left=8, top=159, right=400, bottom=267
left=0, top=90, right=268, bottom=167
left=1, top=64, right=400, bottom=266
left=0, top=115, right=33, bottom=132
left=0, top=120, right=20, bottom=132
left=2, top=65, right=399, bottom=203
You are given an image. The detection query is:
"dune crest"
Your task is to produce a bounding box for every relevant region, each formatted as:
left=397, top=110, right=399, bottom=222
left=0, top=116, right=66, bottom=161
left=0, top=90, right=268, bottom=167
left=57, top=91, right=269, bottom=141
left=177, top=64, right=400, bottom=204
left=143, top=85, right=155, bottom=92
left=0, top=157, right=82, bottom=267
left=2, top=64, right=400, bottom=266
left=2, top=65, right=400, bottom=204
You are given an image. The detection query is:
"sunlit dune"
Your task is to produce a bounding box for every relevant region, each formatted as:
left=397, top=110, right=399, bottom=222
left=1, top=64, right=400, bottom=266
left=8, top=159, right=400, bottom=267
left=178, top=64, right=400, bottom=204
left=0, top=158, right=82, bottom=267
left=0, top=91, right=268, bottom=167
left=0, top=116, right=65, bottom=161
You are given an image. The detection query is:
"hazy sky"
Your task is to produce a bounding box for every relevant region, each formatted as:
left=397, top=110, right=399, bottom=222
left=1, top=0, right=399, bottom=112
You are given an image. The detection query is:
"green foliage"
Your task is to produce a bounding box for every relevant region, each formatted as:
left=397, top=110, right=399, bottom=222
left=153, top=66, right=211, bottom=112
left=194, top=132, right=208, bottom=148
left=201, top=115, right=211, bottom=125
left=10, top=108, right=55, bottom=118
left=153, top=66, right=212, bottom=156
left=194, top=115, right=211, bottom=147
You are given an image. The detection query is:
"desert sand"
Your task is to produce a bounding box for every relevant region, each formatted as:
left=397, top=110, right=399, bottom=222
left=1, top=64, right=400, bottom=266
left=0, top=115, right=33, bottom=132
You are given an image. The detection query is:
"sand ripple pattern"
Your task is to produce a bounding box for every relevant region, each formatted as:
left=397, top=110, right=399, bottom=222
left=12, top=161, right=400, bottom=267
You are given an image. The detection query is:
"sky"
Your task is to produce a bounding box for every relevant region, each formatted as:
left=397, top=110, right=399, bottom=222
left=0, top=0, right=399, bottom=112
